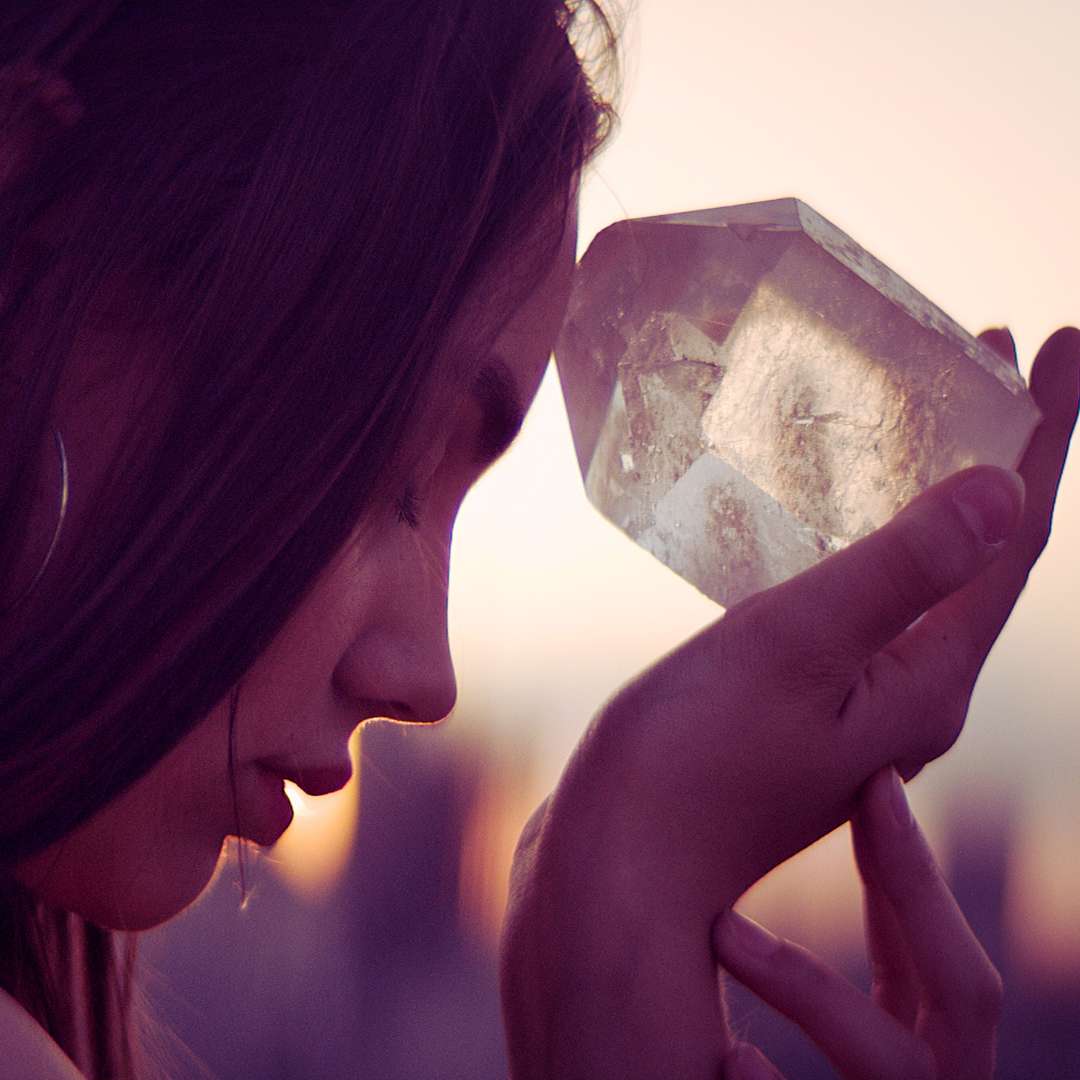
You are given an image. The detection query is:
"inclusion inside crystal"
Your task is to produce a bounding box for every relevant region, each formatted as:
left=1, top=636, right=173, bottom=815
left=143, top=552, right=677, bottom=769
left=555, top=198, right=1041, bottom=609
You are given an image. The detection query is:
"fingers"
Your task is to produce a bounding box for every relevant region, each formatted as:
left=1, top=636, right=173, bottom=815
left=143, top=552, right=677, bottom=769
left=752, top=326, right=1077, bottom=713
left=942, top=325, right=1074, bottom=601
left=713, top=909, right=935, bottom=1080
left=714, top=768, right=1000, bottom=1080
left=722, top=1042, right=785, bottom=1079
left=852, top=768, right=1002, bottom=1080
left=858, top=856, right=921, bottom=1027
left=1010, top=326, right=1080, bottom=564
left=863, top=325, right=1080, bottom=757
left=977, top=326, right=1018, bottom=368
left=756, top=462, right=1024, bottom=698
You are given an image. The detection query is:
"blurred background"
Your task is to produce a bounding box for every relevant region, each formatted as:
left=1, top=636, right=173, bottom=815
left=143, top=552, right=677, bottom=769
left=143, top=0, right=1080, bottom=1075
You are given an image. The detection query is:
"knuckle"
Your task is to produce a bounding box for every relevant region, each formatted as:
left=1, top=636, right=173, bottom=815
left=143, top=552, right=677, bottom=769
left=888, top=513, right=973, bottom=607
left=911, top=695, right=969, bottom=763
left=741, top=597, right=853, bottom=702
left=967, top=963, right=1005, bottom=1027
left=773, top=640, right=852, bottom=704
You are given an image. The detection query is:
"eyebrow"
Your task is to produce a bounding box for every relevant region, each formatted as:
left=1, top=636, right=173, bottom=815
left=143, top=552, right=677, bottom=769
left=470, top=354, right=526, bottom=466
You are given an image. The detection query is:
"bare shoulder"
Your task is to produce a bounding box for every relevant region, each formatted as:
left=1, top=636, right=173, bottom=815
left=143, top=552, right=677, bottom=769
left=0, top=988, right=84, bottom=1080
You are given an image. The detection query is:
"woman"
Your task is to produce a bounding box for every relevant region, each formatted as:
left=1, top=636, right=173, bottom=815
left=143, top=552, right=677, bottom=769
left=1, top=2, right=1076, bottom=1078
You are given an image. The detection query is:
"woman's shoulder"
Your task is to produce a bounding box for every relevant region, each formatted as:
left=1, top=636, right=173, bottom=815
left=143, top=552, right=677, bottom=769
left=0, top=987, right=84, bottom=1079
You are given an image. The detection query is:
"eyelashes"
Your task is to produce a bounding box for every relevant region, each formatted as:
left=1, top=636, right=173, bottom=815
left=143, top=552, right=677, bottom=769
left=395, top=484, right=423, bottom=530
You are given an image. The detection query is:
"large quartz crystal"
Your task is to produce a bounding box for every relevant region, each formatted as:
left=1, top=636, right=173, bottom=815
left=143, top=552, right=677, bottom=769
left=555, top=198, right=1042, bottom=609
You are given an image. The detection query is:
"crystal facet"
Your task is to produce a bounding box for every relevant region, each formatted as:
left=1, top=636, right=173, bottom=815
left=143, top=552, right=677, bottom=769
left=555, top=198, right=1042, bottom=608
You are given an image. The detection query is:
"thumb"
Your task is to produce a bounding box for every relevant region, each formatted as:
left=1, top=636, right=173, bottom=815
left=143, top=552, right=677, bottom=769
left=764, top=464, right=1025, bottom=682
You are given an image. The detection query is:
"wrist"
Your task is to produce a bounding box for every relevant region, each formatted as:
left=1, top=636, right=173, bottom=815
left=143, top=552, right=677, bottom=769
left=543, top=708, right=745, bottom=916
left=500, top=778, right=735, bottom=1079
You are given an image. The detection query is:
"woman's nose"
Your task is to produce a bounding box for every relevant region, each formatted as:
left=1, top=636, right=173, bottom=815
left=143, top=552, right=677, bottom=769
left=332, top=535, right=458, bottom=725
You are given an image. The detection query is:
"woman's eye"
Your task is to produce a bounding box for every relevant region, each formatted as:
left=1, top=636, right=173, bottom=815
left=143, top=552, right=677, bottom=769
left=395, top=484, right=423, bottom=529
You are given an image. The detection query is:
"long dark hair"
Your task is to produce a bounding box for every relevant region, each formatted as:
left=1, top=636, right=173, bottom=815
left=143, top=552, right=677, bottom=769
left=0, top=1, right=619, bottom=1074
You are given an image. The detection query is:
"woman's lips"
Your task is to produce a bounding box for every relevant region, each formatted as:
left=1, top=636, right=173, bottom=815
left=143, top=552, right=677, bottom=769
left=237, top=759, right=353, bottom=847
left=257, top=759, right=354, bottom=797
left=240, top=767, right=296, bottom=846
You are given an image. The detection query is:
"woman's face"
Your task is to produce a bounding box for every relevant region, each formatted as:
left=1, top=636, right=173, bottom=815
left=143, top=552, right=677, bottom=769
left=16, top=202, right=579, bottom=930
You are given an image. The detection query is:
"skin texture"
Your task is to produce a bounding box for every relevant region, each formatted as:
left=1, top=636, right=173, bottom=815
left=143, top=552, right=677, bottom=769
left=15, top=203, right=580, bottom=931
left=714, top=328, right=1029, bottom=1080
left=500, top=326, right=1079, bottom=1078
left=9, top=185, right=1078, bottom=1075
left=717, top=768, right=1002, bottom=1080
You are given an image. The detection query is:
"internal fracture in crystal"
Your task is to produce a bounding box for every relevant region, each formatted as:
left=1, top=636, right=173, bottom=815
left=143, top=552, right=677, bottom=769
left=555, top=198, right=1042, bottom=609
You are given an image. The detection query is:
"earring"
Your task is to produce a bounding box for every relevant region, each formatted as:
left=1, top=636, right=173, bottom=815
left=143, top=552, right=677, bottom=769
left=1, top=428, right=69, bottom=613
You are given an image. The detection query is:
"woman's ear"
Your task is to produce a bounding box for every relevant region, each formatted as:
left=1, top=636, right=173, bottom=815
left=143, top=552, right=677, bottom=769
left=0, top=60, right=84, bottom=192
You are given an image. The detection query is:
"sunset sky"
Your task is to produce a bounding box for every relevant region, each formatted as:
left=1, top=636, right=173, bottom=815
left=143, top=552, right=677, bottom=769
left=277, top=0, right=1080, bottom=979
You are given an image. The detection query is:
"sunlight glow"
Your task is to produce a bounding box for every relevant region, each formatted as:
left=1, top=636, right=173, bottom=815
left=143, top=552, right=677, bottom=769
left=737, top=823, right=865, bottom=959
left=269, top=728, right=363, bottom=900
left=283, top=781, right=319, bottom=819
left=444, top=0, right=1080, bottom=980
left=1008, top=796, right=1080, bottom=986
left=457, top=749, right=543, bottom=951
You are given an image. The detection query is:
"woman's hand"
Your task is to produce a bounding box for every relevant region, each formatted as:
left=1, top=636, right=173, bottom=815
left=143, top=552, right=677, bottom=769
left=501, top=327, right=1078, bottom=1079
left=716, top=767, right=1001, bottom=1080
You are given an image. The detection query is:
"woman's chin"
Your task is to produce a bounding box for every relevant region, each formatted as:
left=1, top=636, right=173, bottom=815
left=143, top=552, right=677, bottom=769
left=17, top=837, right=227, bottom=932
left=100, top=842, right=231, bottom=931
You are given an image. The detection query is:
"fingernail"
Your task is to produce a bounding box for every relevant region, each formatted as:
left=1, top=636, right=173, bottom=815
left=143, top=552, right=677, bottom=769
left=953, top=470, right=1024, bottom=546
left=887, top=767, right=912, bottom=829
left=716, top=909, right=780, bottom=959
left=993, top=326, right=1017, bottom=364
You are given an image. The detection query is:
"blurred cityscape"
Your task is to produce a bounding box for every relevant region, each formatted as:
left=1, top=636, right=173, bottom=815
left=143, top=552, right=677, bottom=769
left=142, top=720, right=1080, bottom=1079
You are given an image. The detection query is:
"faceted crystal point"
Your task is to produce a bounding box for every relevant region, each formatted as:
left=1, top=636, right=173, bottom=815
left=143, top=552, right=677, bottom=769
left=555, top=197, right=1042, bottom=609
